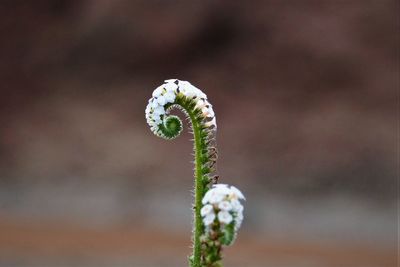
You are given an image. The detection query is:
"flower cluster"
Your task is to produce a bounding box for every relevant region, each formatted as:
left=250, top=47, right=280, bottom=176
left=145, top=79, right=216, bottom=138
left=201, top=184, right=245, bottom=245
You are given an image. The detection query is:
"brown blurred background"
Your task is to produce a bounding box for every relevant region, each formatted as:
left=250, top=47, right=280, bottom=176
left=0, top=1, right=398, bottom=266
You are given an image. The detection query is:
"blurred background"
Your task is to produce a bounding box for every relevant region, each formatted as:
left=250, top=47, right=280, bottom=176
left=0, top=1, right=398, bottom=266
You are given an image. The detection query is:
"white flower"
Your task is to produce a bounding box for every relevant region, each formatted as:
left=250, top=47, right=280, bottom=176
left=213, top=184, right=231, bottom=195
left=157, top=95, right=167, bottom=105
left=186, top=88, right=198, bottom=99
left=201, top=204, right=214, bottom=216
left=209, top=191, right=224, bottom=204
left=150, top=99, right=159, bottom=108
left=195, top=99, right=207, bottom=110
left=205, top=117, right=217, bottom=129
left=152, top=114, right=162, bottom=124
left=164, top=92, right=176, bottom=103
left=153, top=106, right=165, bottom=115
left=236, top=204, right=244, bottom=213
left=218, top=201, right=232, bottom=211
left=229, top=186, right=245, bottom=200
left=188, top=83, right=207, bottom=99
left=202, top=107, right=215, bottom=118
left=218, top=211, right=233, bottom=224
left=236, top=212, right=243, bottom=222
left=203, top=213, right=216, bottom=226
left=178, top=80, right=191, bottom=91
left=176, top=81, right=202, bottom=99
left=230, top=199, right=243, bottom=212
left=145, top=104, right=151, bottom=113
left=164, top=82, right=178, bottom=92
left=202, top=190, right=212, bottom=204
left=235, top=212, right=243, bottom=230
left=201, top=107, right=213, bottom=118
left=152, top=85, right=164, bottom=97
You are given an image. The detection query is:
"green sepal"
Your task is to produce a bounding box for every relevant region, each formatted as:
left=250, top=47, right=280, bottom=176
left=220, top=222, right=235, bottom=246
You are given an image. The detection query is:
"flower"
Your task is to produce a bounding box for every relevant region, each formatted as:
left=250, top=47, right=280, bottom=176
left=152, top=85, right=164, bottom=97
left=229, top=186, right=246, bottom=200
left=145, top=79, right=217, bottom=138
left=195, top=99, right=207, bottom=110
left=205, top=117, right=217, bottom=129
left=218, top=211, right=233, bottom=224
left=164, top=92, right=176, bottom=103
left=153, top=106, right=165, bottom=115
left=158, top=95, right=168, bottom=105
left=230, top=199, right=243, bottom=213
left=201, top=184, right=245, bottom=242
left=201, top=204, right=214, bottom=216
left=164, top=81, right=178, bottom=92
left=218, top=201, right=232, bottom=211
left=203, top=213, right=216, bottom=226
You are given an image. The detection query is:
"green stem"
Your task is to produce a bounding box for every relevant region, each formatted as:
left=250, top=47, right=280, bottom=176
left=190, top=111, right=205, bottom=267
left=159, top=96, right=213, bottom=266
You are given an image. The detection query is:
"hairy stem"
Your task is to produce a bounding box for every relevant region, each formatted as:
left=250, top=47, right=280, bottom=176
left=190, top=112, right=206, bottom=267
left=146, top=82, right=218, bottom=266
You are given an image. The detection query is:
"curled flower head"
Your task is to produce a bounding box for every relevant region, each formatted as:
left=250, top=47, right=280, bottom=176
left=145, top=79, right=216, bottom=140
left=201, top=184, right=245, bottom=246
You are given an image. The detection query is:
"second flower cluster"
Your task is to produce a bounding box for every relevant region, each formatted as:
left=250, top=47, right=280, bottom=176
left=201, top=184, right=245, bottom=239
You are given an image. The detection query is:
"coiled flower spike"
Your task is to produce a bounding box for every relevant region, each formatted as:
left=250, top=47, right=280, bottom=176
left=145, top=79, right=244, bottom=267
left=201, top=184, right=245, bottom=245
left=145, top=79, right=216, bottom=140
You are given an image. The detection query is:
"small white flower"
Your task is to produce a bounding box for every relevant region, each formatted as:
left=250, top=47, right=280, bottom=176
left=203, top=213, right=216, bottom=226
left=236, top=204, right=244, bottom=213
left=178, top=80, right=191, bottom=91
left=208, top=107, right=215, bottom=116
left=229, top=186, right=245, bottom=200
left=189, top=83, right=207, bottom=99
left=218, top=211, right=233, bottom=224
left=209, top=191, right=224, bottom=204
left=203, top=107, right=215, bottom=118
left=201, top=107, right=212, bottom=118
left=164, top=92, right=176, bottom=103
left=235, top=212, right=243, bottom=230
left=157, top=95, right=167, bottom=105
left=145, top=104, right=151, bottom=113
left=200, top=204, right=214, bottom=216
left=202, top=190, right=212, bottom=204
left=153, top=106, right=165, bottom=115
left=151, top=99, right=159, bottom=108
left=230, top=200, right=243, bottom=212
left=195, top=99, right=207, bottom=110
left=153, top=116, right=162, bottom=125
left=205, top=117, right=217, bottom=129
left=213, top=184, right=231, bottom=196
left=218, top=201, right=232, bottom=211
left=164, top=82, right=178, bottom=92
left=185, top=88, right=198, bottom=99
left=152, top=86, right=164, bottom=97
left=236, top=211, right=243, bottom=222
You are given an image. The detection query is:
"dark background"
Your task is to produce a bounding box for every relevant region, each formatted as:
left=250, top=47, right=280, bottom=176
left=0, top=1, right=398, bottom=266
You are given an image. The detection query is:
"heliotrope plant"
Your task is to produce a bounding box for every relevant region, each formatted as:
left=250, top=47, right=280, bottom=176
left=145, top=79, right=245, bottom=267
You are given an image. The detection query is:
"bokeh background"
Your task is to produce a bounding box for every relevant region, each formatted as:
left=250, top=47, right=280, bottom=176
left=0, top=1, right=398, bottom=266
